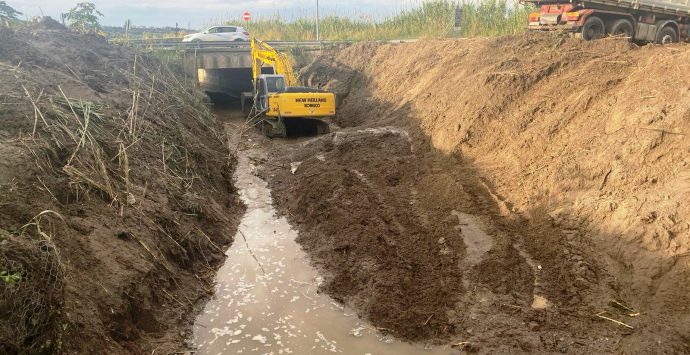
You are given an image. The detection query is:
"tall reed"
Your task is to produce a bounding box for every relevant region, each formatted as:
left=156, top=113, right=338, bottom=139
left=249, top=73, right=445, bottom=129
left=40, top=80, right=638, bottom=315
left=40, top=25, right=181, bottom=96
left=109, top=0, right=534, bottom=41
left=222, top=0, right=533, bottom=41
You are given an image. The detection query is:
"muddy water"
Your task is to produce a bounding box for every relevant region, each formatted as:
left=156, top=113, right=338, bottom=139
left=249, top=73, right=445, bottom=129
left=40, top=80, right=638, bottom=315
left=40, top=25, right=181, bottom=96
left=451, top=211, right=493, bottom=267
left=193, top=148, right=452, bottom=354
left=513, top=244, right=551, bottom=310
left=451, top=210, right=549, bottom=310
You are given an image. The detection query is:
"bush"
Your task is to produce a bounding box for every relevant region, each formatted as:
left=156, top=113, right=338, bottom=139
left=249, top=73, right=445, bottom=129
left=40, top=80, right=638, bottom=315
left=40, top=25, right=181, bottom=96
left=64, top=2, right=103, bottom=33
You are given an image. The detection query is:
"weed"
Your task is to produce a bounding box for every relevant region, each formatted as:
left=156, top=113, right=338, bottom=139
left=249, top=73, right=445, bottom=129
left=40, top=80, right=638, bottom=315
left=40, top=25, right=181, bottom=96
left=222, top=0, right=534, bottom=41
left=458, top=0, right=535, bottom=37
left=106, top=0, right=535, bottom=41
left=0, top=270, right=21, bottom=285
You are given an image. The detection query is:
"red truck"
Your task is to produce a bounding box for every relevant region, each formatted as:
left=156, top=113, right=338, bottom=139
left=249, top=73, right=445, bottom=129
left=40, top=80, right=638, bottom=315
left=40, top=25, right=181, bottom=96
left=523, top=0, right=690, bottom=43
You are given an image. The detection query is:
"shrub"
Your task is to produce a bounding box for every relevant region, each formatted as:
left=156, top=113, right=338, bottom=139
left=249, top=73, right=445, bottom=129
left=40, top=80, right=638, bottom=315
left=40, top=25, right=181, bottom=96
left=64, top=2, right=103, bottom=33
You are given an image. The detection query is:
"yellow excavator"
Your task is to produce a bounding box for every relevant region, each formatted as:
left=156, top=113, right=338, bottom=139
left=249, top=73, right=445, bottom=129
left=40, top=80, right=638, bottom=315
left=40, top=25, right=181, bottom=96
left=242, top=38, right=336, bottom=137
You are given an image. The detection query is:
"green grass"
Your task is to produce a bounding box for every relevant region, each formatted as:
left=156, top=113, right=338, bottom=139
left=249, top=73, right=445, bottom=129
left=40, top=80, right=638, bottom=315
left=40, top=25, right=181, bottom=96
left=220, top=0, right=534, bottom=41
left=459, top=0, right=534, bottom=37
left=105, top=0, right=534, bottom=41
left=1, top=270, right=21, bottom=285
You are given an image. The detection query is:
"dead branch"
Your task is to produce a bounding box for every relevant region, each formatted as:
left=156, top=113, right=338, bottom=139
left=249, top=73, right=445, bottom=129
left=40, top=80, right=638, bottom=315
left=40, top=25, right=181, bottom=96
left=596, top=311, right=634, bottom=329
left=239, top=229, right=266, bottom=275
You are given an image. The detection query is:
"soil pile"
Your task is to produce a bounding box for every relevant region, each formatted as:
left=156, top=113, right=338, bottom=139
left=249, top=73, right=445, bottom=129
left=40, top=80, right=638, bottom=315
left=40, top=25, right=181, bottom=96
left=0, top=19, right=242, bottom=353
left=263, top=33, right=690, bottom=353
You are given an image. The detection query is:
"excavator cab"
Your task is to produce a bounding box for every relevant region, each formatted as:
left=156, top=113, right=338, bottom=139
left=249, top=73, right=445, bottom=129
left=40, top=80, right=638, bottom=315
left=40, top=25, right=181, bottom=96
left=251, top=75, right=286, bottom=113
left=256, top=75, right=286, bottom=112
left=263, top=75, right=286, bottom=93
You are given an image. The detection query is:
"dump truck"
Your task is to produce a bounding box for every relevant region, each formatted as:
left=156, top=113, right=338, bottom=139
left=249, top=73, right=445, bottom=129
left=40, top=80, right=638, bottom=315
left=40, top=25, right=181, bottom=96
left=242, top=38, right=336, bottom=138
left=523, top=0, right=690, bottom=43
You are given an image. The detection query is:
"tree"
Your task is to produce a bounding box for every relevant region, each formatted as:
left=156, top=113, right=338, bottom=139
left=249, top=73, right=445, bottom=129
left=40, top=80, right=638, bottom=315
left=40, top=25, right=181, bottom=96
left=0, top=1, right=22, bottom=26
left=64, top=2, right=103, bottom=33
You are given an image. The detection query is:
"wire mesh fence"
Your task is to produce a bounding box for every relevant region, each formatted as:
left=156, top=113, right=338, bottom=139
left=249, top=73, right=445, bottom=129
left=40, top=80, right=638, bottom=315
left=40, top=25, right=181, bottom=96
left=0, top=230, right=65, bottom=353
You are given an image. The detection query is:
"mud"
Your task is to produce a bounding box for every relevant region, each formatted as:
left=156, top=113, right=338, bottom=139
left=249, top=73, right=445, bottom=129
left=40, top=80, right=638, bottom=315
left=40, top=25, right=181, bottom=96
left=452, top=211, right=493, bottom=268
left=256, top=33, right=690, bottom=353
left=193, top=142, right=453, bottom=354
left=3, top=18, right=690, bottom=355
left=262, top=128, right=594, bottom=352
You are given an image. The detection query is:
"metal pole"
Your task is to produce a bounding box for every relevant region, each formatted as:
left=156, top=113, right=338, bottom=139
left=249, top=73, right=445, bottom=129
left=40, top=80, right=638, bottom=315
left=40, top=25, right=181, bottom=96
left=316, top=0, right=320, bottom=42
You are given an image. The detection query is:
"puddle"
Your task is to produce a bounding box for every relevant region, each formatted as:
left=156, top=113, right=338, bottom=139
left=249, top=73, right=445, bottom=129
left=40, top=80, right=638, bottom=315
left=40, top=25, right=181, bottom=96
left=513, top=244, right=550, bottom=310
left=193, top=149, right=450, bottom=354
left=449, top=210, right=549, bottom=310
left=452, top=211, right=493, bottom=267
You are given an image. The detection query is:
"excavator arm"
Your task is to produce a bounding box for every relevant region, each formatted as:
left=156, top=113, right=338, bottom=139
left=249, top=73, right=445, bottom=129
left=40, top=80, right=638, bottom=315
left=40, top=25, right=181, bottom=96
left=250, top=38, right=298, bottom=86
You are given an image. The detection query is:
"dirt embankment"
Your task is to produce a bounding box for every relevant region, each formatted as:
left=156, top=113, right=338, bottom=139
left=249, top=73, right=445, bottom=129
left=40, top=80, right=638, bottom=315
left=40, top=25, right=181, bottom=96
left=264, top=33, right=690, bottom=353
left=0, top=20, right=243, bottom=354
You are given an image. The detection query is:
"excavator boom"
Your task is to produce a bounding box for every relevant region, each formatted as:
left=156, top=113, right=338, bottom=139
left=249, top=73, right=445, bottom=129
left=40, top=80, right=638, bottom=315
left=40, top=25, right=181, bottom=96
left=251, top=38, right=298, bottom=86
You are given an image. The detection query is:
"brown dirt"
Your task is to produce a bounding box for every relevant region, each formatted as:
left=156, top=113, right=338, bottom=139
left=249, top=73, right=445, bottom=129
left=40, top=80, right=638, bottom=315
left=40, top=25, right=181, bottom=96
left=0, top=19, right=243, bottom=354
left=261, top=33, right=690, bottom=353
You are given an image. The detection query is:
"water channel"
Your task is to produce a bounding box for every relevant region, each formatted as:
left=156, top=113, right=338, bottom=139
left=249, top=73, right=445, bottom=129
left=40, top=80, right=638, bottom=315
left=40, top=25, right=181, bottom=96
left=193, top=148, right=452, bottom=354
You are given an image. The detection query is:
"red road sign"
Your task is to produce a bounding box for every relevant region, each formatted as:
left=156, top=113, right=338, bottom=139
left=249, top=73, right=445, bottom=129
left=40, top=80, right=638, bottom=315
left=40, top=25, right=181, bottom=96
left=243, top=11, right=251, bottom=22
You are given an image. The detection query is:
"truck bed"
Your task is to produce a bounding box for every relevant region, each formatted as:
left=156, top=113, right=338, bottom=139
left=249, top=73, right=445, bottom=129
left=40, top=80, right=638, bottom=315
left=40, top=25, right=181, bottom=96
left=522, top=0, right=690, bottom=16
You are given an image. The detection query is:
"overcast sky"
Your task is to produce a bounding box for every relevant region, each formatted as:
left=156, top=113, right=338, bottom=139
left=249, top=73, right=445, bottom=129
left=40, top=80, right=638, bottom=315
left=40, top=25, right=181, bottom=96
left=9, top=0, right=423, bottom=28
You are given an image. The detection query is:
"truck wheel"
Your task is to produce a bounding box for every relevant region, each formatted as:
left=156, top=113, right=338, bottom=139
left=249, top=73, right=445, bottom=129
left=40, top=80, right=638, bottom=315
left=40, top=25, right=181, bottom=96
left=607, top=19, right=634, bottom=39
left=655, top=26, right=678, bottom=44
left=582, top=16, right=606, bottom=41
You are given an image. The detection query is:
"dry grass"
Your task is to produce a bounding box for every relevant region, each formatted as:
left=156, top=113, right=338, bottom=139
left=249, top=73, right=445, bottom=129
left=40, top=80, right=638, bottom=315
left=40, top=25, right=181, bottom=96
left=17, top=50, right=216, bottom=212
left=1, top=22, right=237, bottom=354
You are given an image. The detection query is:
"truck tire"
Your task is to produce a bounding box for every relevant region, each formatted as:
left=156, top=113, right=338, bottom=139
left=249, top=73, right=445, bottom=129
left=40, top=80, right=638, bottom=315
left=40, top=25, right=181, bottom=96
left=582, top=16, right=606, bottom=41
left=655, top=26, right=678, bottom=44
left=607, top=19, right=634, bottom=39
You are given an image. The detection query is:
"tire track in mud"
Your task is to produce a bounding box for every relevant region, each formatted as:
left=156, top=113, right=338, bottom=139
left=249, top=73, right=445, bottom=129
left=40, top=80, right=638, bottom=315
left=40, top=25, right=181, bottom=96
left=260, top=126, right=618, bottom=352
left=265, top=128, right=467, bottom=341
left=262, top=33, right=690, bottom=353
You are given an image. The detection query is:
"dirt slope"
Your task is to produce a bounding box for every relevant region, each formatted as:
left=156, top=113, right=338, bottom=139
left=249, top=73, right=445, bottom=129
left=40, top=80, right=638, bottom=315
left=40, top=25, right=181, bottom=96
left=0, top=20, right=242, bottom=354
left=264, top=33, right=690, bottom=353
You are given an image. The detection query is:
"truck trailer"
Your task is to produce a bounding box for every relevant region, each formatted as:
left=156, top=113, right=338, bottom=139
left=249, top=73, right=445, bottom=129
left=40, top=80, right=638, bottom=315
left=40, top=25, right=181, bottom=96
left=523, top=0, right=690, bottom=43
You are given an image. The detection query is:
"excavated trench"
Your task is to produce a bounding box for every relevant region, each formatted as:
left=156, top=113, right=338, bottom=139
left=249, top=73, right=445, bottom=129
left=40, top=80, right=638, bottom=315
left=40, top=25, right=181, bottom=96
left=191, top=33, right=690, bottom=354
left=4, top=22, right=689, bottom=353
left=261, top=126, right=570, bottom=351
left=193, top=104, right=564, bottom=353
left=192, top=106, right=452, bottom=354
left=269, top=35, right=690, bottom=353
left=193, top=143, right=450, bottom=354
